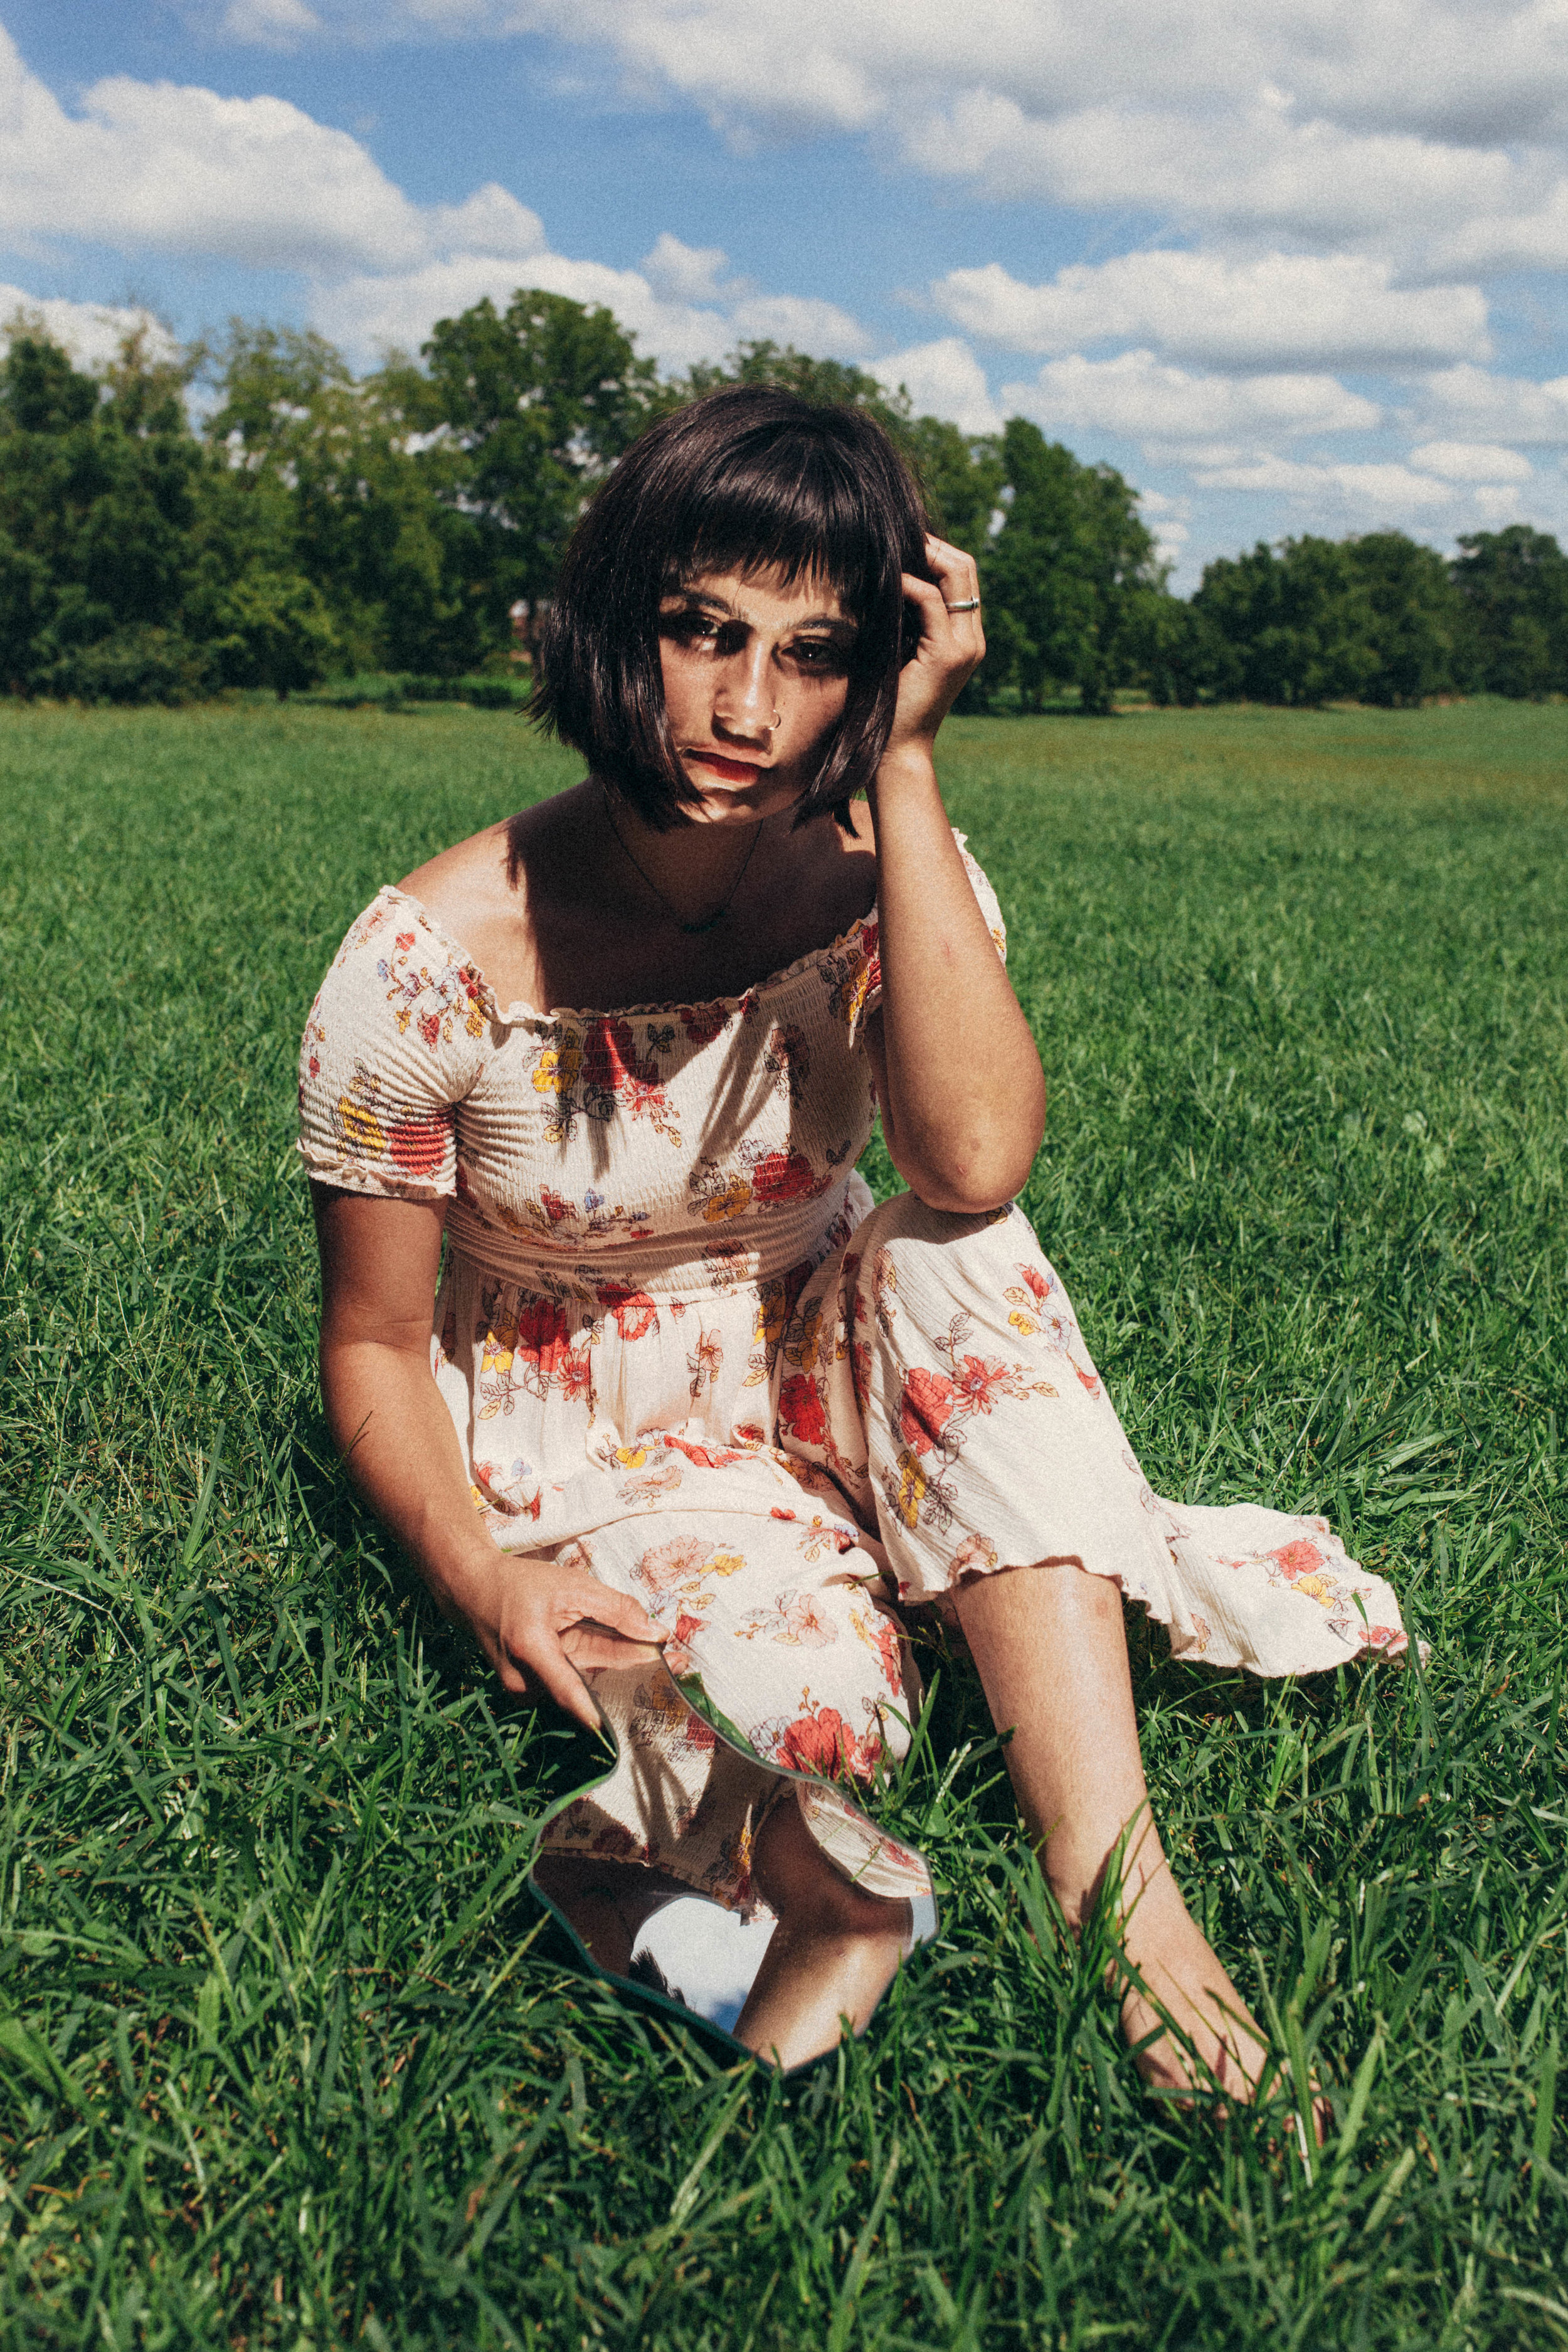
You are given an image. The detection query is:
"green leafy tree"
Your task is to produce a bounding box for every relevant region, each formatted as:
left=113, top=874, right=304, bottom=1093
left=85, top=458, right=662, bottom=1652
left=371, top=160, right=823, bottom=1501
left=977, top=422, right=1161, bottom=714
left=0, top=324, right=209, bottom=697
left=1450, top=525, right=1568, bottom=696
left=196, top=322, right=485, bottom=677
left=1192, top=537, right=1381, bottom=706
left=1343, top=532, right=1465, bottom=705
left=421, top=290, right=669, bottom=632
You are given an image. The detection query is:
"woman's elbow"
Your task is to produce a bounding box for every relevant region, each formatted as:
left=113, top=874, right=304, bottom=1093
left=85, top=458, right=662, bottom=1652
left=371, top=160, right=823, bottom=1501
left=893, top=1128, right=1042, bottom=1217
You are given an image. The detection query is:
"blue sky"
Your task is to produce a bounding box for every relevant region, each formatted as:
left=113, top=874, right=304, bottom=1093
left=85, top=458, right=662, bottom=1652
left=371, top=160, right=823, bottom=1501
left=3, top=0, right=1566, bottom=587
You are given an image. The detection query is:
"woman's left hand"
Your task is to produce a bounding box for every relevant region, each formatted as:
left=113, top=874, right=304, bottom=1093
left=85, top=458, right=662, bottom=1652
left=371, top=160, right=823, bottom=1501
left=886, top=532, right=985, bottom=758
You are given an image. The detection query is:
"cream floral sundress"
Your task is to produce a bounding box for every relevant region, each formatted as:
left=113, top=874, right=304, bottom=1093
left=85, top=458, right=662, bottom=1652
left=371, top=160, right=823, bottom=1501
left=298, top=835, right=1409, bottom=1911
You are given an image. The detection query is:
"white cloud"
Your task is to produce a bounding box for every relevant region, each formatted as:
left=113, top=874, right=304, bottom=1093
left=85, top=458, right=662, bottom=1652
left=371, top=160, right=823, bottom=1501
left=220, top=0, right=322, bottom=45
left=1431, top=179, right=1568, bottom=273
left=0, top=287, right=179, bottom=371
left=1409, top=439, right=1534, bottom=482
left=1408, top=364, right=1568, bottom=443
left=999, top=350, right=1380, bottom=452
left=872, top=337, right=1002, bottom=435
left=641, top=232, right=731, bottom=306
left=1190, top=455, right=1458, bottom=507
left=931, top=252, right=1490, bottom=372
left=0, top=28, right=428, bottom=272
left=724, top=293, right=868, bottom=355
left=0, top=29, right=865, bottom=371
left=325, top=0, right=1568, bottom=269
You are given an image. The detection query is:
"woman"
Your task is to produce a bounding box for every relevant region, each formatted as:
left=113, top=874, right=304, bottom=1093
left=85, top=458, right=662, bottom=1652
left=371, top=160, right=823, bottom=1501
left=300, top=387, right=1408, bottom=2087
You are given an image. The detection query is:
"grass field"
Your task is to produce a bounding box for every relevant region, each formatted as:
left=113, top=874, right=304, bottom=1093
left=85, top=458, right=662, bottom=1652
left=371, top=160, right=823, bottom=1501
left=2, top=696, right=1566, bottom=2349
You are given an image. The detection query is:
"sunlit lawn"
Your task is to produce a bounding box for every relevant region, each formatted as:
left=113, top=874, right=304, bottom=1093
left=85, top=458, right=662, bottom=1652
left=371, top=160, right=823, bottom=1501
left=2, top=694, right=1565, bottom=2347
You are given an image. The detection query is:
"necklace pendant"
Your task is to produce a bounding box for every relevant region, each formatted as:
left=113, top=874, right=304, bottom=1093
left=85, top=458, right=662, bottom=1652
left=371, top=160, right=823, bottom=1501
left=679, top=913, right=724, bottom=935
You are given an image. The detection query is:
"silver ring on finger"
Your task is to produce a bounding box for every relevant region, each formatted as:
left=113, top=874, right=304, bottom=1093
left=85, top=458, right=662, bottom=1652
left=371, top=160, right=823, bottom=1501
left=944, top=597, right=981, bottom=613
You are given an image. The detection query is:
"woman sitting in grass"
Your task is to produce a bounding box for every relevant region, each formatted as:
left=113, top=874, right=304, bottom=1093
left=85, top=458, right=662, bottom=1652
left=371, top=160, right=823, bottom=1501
left=299, top=386, right=1409, bottom=2085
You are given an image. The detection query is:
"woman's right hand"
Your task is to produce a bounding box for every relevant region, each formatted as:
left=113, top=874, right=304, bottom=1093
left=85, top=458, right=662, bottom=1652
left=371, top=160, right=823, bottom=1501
left=447, top=1546, right=665, bottom=1730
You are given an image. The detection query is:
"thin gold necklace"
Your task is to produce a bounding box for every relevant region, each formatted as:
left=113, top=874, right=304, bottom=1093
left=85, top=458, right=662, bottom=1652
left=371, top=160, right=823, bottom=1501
left=600, top=784, right=763, bottom=936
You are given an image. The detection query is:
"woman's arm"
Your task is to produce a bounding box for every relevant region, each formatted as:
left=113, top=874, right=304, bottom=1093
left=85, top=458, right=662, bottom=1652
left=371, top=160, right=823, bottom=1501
left=312, top=1185, right=661, bottom=1727
left=861, top=536, right=1047, bottom=1215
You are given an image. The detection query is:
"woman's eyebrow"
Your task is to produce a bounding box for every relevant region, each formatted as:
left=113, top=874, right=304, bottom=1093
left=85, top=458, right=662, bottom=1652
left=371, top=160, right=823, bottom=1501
left=662, top=589, right=856, bottom=633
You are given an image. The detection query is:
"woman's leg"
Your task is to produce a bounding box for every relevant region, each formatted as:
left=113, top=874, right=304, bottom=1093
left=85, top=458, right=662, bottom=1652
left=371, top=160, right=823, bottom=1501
left=951, top=1560, right=1270, bottom=2102
left=732, top=1793, right=912, bottom=2070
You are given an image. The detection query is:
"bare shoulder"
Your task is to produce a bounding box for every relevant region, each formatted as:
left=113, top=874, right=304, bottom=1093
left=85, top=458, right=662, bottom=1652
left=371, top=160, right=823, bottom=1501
left=399, top=822, right=514, bottom=940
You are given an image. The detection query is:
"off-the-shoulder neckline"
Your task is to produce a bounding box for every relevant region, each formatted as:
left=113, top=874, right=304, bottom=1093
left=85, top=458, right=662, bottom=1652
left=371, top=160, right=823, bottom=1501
left=374, top=882, right=885, bottom=1027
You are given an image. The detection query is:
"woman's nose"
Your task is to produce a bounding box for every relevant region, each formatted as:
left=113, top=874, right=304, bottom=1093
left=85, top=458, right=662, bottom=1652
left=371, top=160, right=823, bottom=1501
left=716, top=644, right=774, bottom=735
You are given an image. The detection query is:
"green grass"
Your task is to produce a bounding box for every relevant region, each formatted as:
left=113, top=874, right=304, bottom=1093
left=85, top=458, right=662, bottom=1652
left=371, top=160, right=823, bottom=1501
left=2, top=696, right=1565, bottom=2349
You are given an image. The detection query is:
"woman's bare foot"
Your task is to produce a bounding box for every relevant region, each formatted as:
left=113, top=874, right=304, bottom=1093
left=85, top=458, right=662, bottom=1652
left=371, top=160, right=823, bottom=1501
left=1115, top=1877, right=1269, bottom=2103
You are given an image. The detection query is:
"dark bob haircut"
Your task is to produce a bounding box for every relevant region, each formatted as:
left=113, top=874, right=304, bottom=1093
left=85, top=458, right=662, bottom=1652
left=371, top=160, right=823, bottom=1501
left=533, top=385, right=932, bottom=830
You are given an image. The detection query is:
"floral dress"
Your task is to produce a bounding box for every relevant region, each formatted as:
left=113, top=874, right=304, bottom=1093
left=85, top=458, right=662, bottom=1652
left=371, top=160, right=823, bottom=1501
left=297, top=837, right=1409, bottom=1911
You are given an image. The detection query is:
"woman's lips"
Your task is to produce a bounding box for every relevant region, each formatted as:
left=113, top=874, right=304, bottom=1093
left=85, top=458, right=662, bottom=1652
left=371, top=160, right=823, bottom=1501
left=684, top=748, right=769, bottom=783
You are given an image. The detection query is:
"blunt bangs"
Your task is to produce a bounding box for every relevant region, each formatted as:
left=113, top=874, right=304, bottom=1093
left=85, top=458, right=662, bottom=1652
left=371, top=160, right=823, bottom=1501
left=534, top=386, right=931, bottom=829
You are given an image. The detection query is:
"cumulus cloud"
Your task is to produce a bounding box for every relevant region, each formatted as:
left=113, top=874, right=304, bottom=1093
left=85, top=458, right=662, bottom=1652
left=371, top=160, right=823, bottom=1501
left=0, top=29, right=867, bottom=371
left=318, top=0, right=1568, bottom=267
left=931, top=252, right=1490, bottom=372
left=0, top=27, right=428, bottom=272
left=1409, top=440, right=1534, bottom=482
left=872, top=337, right=1002, bottom=435
left=0, top=287, right=179, bottom=371
left=1407, top=364, right=1568, bottom=443
left=220, top=0, right=322, bottom=45
left=640, top=233, right=731, bottom=307
left=999, top=350, right=1380, bottom=452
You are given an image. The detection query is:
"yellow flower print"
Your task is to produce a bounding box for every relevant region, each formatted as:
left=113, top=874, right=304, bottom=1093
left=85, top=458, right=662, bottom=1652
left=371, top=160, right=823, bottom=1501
left=613, top=1444, right=650, bottom=1470
left=702, top=1175, right=753, bottom=1222
left=754, top=1279, right=788, bottom=1352
left=532, top=1034, right=583, bottom=1096
left=788, top=1301, right=824, bottom=1374
left=338, top=1096, right=386, bottom=1157
left=891, top=1447, right=926, bottom=1530
left=707, top=1552, right=746, bottom=1579
left=1007, top=1308, right=1039, bottom=1338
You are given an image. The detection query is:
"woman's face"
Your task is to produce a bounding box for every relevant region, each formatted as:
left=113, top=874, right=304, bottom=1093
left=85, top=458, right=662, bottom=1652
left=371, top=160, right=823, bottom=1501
left=657, top=564, right=856, bottom=825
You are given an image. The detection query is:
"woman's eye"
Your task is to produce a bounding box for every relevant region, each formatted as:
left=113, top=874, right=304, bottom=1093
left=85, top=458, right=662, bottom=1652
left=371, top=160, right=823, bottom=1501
left=793, top=640, right=845, bottom=670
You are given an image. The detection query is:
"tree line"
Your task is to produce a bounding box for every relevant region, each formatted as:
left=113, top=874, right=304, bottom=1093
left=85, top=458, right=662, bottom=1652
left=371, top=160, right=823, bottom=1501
left=2, top=289, right=1565, bottom=710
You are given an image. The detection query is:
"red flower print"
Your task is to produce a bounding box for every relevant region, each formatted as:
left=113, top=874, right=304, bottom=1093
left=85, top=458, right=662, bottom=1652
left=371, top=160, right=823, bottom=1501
left=778, top=1374, right=828, bottom=1450
left=777, top=1705, right=866, bottom=1781
left=869, top=1612, right=904, bottom=1695
left=662, top=1434, right=746, bottom=1470
left=418, top=1011, right=442, bottom=1049
left=1073, top=1362, right=1101, bottom=1399
left=748, top=1149, right=824, bottom=1205
left=557, top=1349, right=593, bottom=1406
left=600, top=1283, right=660, bottom=1340
left=1017, top=1263, right=1049, bottom=1305
left=951, top=1354, right=1012, bottom=1416
left=538, top=1187, right=576, bottom=1226
left=516, top=1296, right=574, bottom=1379
left=387, top=1115, right=448, bottom=1176
left=899, top=1367, right=957, bottom=1454
left=771, top=1507, right=798, bottom=1522
left=634, top=1535, right=713, bottom=1596
left=679, top=1004, right=729, bottom=1049
left=395, top=930, right=416, bottom=951
left=1271, top=1539, right=1325, bottom=1580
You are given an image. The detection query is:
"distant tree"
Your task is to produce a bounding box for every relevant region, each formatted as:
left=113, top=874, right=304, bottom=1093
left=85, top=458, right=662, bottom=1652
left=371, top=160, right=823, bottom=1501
left=197, top=321, right=485, bottom=676
left=1342, top=532, right=1465, bottom=705
left=421, top=290, right=669, bottom=632
left=0, top=326, right=209, bottom=697
left=976, top=422, right=1161, bottom=714
left=1192, top=537, right=1381, bottom=706
left=1450, top=524, right=1568, bottom=696
left=1136, top=595, right=1237, bottom=707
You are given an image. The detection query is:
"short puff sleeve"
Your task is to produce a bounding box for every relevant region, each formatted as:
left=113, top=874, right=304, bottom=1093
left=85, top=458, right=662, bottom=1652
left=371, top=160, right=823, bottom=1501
left=297, top=889, right=490, bottom=1202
